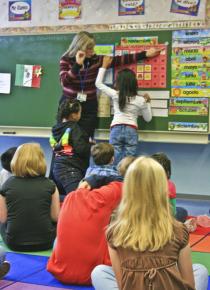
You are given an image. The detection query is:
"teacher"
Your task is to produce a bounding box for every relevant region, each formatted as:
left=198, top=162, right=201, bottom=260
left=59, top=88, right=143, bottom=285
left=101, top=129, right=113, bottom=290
left=59, top=31, right=160, bottom=138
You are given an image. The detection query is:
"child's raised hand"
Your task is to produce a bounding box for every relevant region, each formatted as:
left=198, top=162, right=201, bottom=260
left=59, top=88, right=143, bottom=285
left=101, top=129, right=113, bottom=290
left=143, top=93, right=151, bottom=103
left=76, top=50, right=86, bottom=65
left=145, top=47, right=162, bottom=58
left=102, top=56, right=113, bottom=69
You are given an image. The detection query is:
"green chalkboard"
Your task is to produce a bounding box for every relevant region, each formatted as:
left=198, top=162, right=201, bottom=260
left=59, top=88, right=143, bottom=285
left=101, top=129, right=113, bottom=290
left=0, top=31, right=208, bottom=131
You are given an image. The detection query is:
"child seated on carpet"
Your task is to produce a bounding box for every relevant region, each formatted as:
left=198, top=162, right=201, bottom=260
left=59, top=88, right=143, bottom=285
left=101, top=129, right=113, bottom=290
left=151, top=152, right=188, bottom=222
left=80, top=156, right=136, bottom=191
left=47, top=156, right=136, bottom=285
left=0, top=147, right=17, bottom=189
left=91, top=157, right=208, bottom=290
left=0, top=143, right=60, bottom=252
left=85, top=142, right=119, bottom=178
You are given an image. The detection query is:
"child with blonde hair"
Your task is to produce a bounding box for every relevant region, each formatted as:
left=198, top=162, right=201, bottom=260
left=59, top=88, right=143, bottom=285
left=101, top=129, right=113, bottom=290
left=0, top=143, right=60, bottom=251
left=92, top=156, right=208, bottom=290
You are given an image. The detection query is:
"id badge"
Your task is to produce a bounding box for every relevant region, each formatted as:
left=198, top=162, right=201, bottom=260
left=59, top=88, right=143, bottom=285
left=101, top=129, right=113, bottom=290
left=77, top=92, right=87, bottom=102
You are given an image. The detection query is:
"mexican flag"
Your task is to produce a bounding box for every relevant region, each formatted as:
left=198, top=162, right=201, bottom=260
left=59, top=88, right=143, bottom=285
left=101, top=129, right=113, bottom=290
left=15, top=64, right=42, bottom=88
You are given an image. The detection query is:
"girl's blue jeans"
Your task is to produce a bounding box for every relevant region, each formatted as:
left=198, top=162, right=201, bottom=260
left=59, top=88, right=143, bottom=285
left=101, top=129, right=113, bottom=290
left=110, top=125, right=138, bottom=166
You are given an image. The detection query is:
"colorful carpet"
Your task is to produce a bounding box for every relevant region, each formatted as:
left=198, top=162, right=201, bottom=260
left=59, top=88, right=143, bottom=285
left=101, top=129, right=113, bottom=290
left=3, top=252, right=93, bottom=290
left=190, top=233, right=210, bottom=253
left=0, top=251, right=208, bottom=290
left=1, top=229, right=209, bottom=290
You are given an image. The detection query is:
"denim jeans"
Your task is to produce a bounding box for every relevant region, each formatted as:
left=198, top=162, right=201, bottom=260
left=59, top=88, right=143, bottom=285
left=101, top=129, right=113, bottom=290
left=91, top=264, right=209, bottom=290
left=53, top=159, right=84, bottom=195
left=110, top=125, right=138, bottom=166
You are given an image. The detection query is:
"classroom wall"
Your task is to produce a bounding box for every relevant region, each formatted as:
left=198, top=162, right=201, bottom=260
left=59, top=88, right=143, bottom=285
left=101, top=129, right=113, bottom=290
left=0, top=0, right=207, bottom=29
left=0, top=136, right=210, bottom=197
left=0, top=1, right=209, bottom=198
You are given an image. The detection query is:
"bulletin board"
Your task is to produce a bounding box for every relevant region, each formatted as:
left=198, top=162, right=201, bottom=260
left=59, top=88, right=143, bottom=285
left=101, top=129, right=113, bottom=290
left=0, top=30, right=208, bottom=132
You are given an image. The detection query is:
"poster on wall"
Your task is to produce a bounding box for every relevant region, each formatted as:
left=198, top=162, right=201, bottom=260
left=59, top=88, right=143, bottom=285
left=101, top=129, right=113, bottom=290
left=15, top=64, right=42, bottom=88
left=171, top=29, right=210, bottom=98
left=169, top=97, right=208, bottom=116
left=121, top=36, right=158, bottom=46
left=170, top=0, right=200, bottom=16
left=59, top=0, right=81, bottom=19
left=170, top=29, right=209, bottom=132
left=115, top=44, right=167, bottom=88
left=207, top=0, right=210, bottom=21
left=94, top=45, right=114, bottom=85
left=118, top=0, right=144, bottom=16
left=9, top=0, right=31, bottom=21
left=168, top=121, right=208, bottom=132
left=0, top=73, right=11, bottom=94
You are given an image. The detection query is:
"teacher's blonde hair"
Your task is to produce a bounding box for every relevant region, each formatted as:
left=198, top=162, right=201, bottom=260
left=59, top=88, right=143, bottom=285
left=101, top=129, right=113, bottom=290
left=107, top=156, right=175, bottom=252
left=63, top=31, right=95, bottom=58
left=11, top=143, right=47, bottom=177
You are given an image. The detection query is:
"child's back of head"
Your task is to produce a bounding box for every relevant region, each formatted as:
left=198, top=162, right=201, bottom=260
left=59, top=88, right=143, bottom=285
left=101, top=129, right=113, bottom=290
left=151, top=152, right=171, bottom=179
left=1, top=147, right=17, bottom=173
left=91, top=143, right=114, bottom=166
left=57, top=99, right=81, bottom=123
left=11, top=143, right=46, bottom=177
left=108, top=156, right=174, bottom=252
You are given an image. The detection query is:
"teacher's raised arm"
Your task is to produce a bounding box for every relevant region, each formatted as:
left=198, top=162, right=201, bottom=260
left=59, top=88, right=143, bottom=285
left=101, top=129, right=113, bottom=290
left=58, top=31, right=161, bottom=138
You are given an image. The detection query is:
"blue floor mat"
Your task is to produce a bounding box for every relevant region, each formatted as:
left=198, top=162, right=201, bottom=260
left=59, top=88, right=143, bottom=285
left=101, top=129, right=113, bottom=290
left=5, top=252, right=209, bottom=290
left=6, top=252, right=47, bottom=281
left=21, top=269, right=93, bottom=290
left=6, top=252, right=93, bottom=290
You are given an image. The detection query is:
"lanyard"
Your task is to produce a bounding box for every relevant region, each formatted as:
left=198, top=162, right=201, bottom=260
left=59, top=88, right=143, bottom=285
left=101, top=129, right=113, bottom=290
left=78, top=67, right=88, bottom=93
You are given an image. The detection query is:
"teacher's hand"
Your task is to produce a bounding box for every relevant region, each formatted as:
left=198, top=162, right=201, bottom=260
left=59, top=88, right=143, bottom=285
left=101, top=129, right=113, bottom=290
left=76, top=50, right=86, bottom=65
left=145, top=47, right=162, bottom=58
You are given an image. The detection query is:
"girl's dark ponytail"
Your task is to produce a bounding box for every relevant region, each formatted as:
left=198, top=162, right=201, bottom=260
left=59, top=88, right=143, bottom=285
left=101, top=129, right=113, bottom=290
left=116, top=69, right=138, bottom=111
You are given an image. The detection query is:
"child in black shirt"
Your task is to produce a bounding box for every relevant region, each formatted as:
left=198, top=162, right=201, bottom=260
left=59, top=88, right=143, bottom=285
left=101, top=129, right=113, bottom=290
left=50, top=100, right=92, bottom=196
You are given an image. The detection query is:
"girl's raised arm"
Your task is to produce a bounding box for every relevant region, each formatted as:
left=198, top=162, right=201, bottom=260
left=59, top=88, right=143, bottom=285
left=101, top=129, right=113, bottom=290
left=95, top=57, right=117, bottom=98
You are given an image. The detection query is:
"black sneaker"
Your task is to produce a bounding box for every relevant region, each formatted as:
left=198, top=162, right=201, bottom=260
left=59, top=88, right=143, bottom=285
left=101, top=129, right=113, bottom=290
left=0, top=261, right=10, bottom=279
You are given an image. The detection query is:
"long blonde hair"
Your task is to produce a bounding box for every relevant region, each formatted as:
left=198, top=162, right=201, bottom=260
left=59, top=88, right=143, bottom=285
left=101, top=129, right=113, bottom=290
left=11, top=143, right=47, bottom=177
left=63, top=31, right=95, bottom=58
left=107, top=156, right=175, bottom=252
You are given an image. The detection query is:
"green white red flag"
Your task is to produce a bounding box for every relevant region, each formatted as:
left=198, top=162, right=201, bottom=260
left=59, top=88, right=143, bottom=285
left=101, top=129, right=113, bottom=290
left=15, top=64, right=42, bottom=88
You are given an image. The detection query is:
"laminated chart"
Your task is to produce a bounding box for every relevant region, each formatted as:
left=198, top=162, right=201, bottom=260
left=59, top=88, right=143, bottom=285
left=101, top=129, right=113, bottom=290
left=169, top=97, right=208, bottom=116
left=169, top=29, right=210, bottom=132
left=115, top=44, right=167, bottom=88
left=171, top=29, right=210, bottom=98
